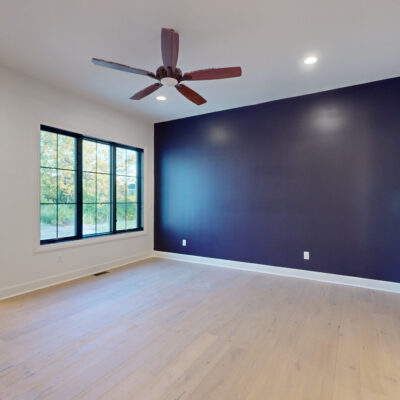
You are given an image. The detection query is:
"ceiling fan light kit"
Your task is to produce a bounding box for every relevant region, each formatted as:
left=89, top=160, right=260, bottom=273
left=160, top=77, right=178, bottom=87
left=92, top=28, right=242, bottom=105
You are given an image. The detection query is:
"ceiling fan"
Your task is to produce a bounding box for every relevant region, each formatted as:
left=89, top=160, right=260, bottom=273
left=92, top=28, right=242, bottom=105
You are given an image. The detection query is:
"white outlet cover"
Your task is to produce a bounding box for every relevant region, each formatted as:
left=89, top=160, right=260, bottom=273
left=303, top=251, right=310, bottom=260
left=182, top=239, right=187, bottom=247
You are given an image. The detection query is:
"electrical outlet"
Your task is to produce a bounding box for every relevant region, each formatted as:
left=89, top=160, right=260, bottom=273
left=57, top=255, right=63, bottom=264
left=303, top=251, right=310, bottom=260
left=182, top=239, right=187, bottom=247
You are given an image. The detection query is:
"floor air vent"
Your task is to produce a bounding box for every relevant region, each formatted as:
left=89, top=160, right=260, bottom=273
left=93, top=271, right=109, bottom=276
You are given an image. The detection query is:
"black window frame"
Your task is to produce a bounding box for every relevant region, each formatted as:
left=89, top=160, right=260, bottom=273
left=40, top=125, right=144, bottom=245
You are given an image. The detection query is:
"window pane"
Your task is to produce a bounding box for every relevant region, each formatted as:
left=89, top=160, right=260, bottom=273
left=116, top=147, right=126, bottom=175
left=58, top=135, right=76, bottom=170
left=40, top=204, right=57, bottom=240
left=96, top=204, right=111, bottom=234
left=138, top=153, right=143, bottom=179
left=138, top=178, right=144, bottom=204
left=127, top=177, right=137, bottom=202
left=40, top=131, right=57, bottom=168
left=116, top=203, right=126, bottom=231
left=58, top=170, right=76, bottom=203
left=116, top=176, right=126, bottom=202
left=97, top=173, right=110, bottom=203
left=83, top=172, right=96, bottom=203
left=127, top=203, right=137, bottom=230
left=58, top=204, right=76, bottom=238
left=83, top=140, right=96, bottom=172
left=139, top=200, right=144, bottom=227
left=83, top=204, right=96, bottom=235
left=97, top=143, right=110, bottom=173
left=40, top=168, right=57, bottom=203
left=127, top=150, right=137, bottom=176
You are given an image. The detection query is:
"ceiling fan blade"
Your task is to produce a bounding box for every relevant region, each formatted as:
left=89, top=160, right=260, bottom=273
left=161, top=28, right=179, bottom=72
left=130, top=83, right=162, bottom=100
left=176, top=84, right=207, bottom=105
left=92, top=58, right=157, bottom=79
left=182, top=67, right=242, bottom=81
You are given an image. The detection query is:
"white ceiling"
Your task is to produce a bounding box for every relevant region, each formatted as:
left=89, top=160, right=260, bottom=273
left=1, top=0, right=399, bottom=123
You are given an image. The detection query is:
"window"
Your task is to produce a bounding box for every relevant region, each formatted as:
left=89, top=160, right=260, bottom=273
left=82, top=140, right=112, bottom=235
left=40, top=131, right=77, bottom=240
left=40, top=125, right=144, bottom=244
left=116, top=147, right=140, bottom=231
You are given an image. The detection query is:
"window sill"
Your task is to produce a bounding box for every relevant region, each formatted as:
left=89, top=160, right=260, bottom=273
left=34, top=230, right=148, bottom=253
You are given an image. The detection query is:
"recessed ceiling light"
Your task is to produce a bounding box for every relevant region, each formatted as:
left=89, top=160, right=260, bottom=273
left=156, top=95, right=167, bottom=101
left=304, top=56, right=318, bottom=65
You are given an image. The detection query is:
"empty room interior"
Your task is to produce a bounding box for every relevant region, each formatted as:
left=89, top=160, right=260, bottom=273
left=1, top=1, right=400, bottom=399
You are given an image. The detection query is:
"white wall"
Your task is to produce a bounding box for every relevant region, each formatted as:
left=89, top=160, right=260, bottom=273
left=0, top=66, right=154, bottom=298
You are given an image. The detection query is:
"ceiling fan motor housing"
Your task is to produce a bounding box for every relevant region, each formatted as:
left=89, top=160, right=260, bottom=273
left=156, top=66, right=182, bottom=86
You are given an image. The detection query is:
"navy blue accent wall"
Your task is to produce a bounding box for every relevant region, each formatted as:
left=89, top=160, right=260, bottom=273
left=154, top=78, right=400, bottom=283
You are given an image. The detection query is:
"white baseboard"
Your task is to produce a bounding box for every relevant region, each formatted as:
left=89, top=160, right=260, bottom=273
left=3, top=250, right=399, bottom=300
left=154, top=251, right=400, bottom=294
left=0, top=251, right=153, bottom=301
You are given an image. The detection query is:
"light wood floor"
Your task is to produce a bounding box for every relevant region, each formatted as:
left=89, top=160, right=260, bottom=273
left=1, top=258, right=400, bottom=399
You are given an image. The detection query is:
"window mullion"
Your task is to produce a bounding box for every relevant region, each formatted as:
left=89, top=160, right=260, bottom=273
left=137, top=150, right=142, bottom=230
left=76, top=138, right=83, bottom=238
left=112, top=145, right=117, bottom=233
left=56, top=134, right=59, bottom=239
left=95, top=143, right=98, bottom=235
